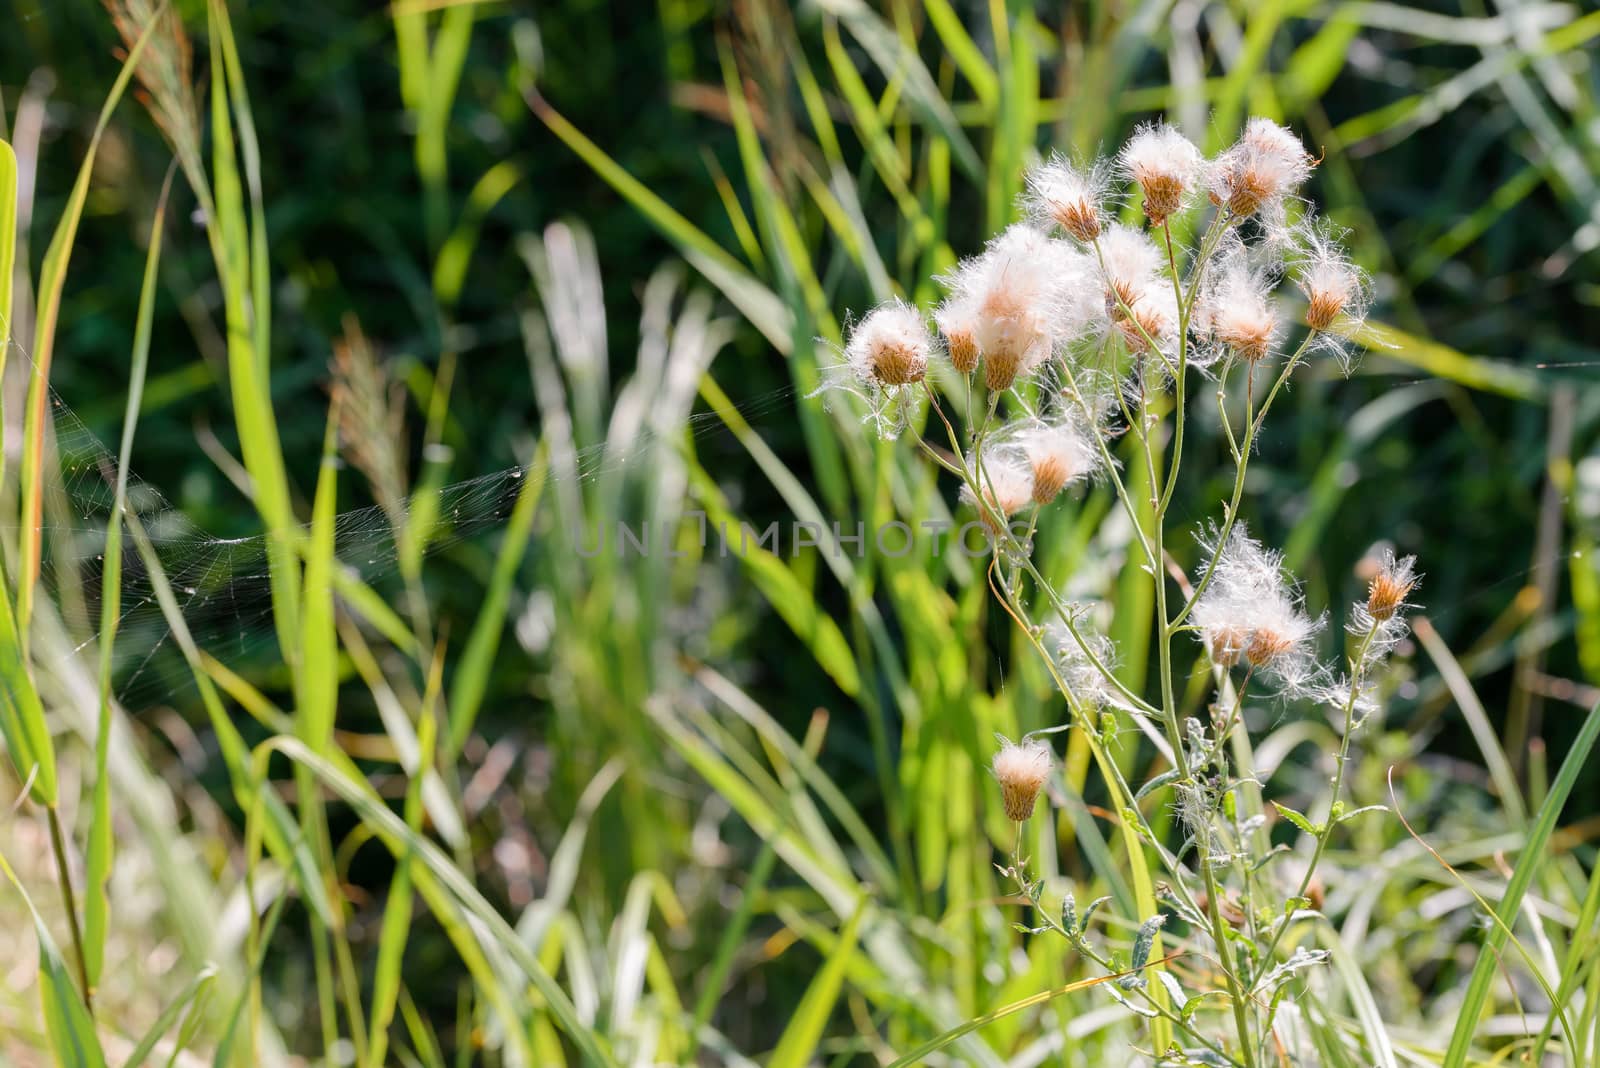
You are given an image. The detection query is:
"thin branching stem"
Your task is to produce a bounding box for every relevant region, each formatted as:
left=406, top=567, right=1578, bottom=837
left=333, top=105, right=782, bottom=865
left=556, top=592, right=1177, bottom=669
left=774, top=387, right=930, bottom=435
left=1170, top=331, right=1318, bottom=633
left=1001, top=819, right=1244, bottom=1067
left=1255, top=623, right=1381, bottom=976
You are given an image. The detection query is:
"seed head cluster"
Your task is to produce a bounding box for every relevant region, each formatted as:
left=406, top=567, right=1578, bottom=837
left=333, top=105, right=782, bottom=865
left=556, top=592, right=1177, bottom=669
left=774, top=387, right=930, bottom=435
left=820, top=117, right=1370, bottom=442
left=818, top=118, right=1403, bottom=840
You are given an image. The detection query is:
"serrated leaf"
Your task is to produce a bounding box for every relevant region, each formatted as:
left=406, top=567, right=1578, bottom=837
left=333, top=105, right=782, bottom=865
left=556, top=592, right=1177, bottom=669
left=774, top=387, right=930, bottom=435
left=1271, top=801, right=1321, bottom=836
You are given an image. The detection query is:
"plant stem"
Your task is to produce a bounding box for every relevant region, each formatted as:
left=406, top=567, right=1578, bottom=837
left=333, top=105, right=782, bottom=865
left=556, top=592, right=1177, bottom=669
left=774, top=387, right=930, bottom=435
left=1170, top=332, right=1318, bottom=633
left=1145, top=218, right=1259, bottom=1068
left=1003, top=830, right=1243, bottom=1067
left=46, top=806, right=92, bottom=1011
left=1256, top=624, right=1380, bottom=973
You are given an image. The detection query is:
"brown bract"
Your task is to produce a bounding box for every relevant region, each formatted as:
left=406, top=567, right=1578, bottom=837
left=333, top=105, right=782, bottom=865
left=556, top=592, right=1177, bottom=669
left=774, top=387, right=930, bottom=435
left=1304, top=289, right=1346, bottom=332
left=1218, top=316, right=1274, bottom=363
left=1053, top=200, right=1102, bottom=243
left=1030, top=454, right=1072, bottom=504
left=946, top=328, right=980, bottom=374
left=1245, top=628, right=1296, bottom=668
left=869, top=340, right=926, bottom=386
left=1367, top=571, right=1414, bottom=621
left=1209, top=625, right=1249, bottom=668
left=1136, top=170, right=1186, bottom=225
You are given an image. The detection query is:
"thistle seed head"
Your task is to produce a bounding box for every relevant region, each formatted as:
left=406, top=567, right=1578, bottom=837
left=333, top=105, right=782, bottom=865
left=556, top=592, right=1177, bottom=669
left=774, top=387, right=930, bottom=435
left=960, top=453, right=1036, bottom=530
left=1293, top=218, right=1370, bottom=337
left=1026, top=156, right=1107, bottom=243
left=844, top=300, right=931, bottom=387
left=1013, top=415, right=1102, bottom=503
left=939, top=224, right=1079, bottom=392
left=1211, top=118, right=1314, bottom=221
left=992, top=736, right=1053, bottom=822
left=1365, top=549, right=1419, bottom=621
left=1097, top=223, right=1165, bottom=312
left=1119, top=122, right=1203, bottom=225
left=1192, top=524, right=1325, bottom=695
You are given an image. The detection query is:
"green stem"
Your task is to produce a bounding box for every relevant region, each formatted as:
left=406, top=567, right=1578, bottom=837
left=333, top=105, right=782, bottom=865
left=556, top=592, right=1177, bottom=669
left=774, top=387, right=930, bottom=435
left=1057, top=364, right=1156, bottom=567
left=1134, top=262, right=1257, bottom=1065
left=1255, top=624, right=1380, bottom=975
left=1170, top=332, right=1319, bottom=632
left=1002, top=822, right=1242, bottom=1067
left=47, top=807, right=92, bottom=1011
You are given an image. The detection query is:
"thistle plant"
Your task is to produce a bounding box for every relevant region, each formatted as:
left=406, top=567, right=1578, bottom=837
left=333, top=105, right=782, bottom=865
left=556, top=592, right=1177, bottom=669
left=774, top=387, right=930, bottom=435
left=829, top=118, right=1410, bottom=1065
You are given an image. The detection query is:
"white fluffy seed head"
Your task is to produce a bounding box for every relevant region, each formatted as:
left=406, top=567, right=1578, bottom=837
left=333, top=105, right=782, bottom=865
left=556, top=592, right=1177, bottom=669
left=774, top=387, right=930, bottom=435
left=1121, top=283, right=1181, bottom=357
left=1292, top=218, right=1370, bottom=335
left=843, top=300, right=932, bottom=388
left=1200, top=255, right=1281, bottom=363
left=1210, top=118, right=1314, bottom=224
left=1046, top=620, right=1128, bottom=712
left=1097, top=222, right=1166, bottom=313
left=1012, top=415, right=1102, bottom=503
left=1026, top=156, right=1108, bottom=242
left=934, top=294, right=981, bottom=374
left=960, top=452, right=1035, bottom=530
left=1119, top=122, right=1203, bottom=224
left=941, top=224, right=1078, bottom=391
left=992, top=736, right=1053, bottom=822
left=1364, top=547, right=1419, bottom=622
left=1192, top=525, right=1324, bottom=695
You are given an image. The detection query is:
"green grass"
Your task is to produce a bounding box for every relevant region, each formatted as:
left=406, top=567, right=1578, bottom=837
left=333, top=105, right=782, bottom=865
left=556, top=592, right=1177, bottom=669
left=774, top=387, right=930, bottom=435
left=0, top=1, right=1597, bottom=1065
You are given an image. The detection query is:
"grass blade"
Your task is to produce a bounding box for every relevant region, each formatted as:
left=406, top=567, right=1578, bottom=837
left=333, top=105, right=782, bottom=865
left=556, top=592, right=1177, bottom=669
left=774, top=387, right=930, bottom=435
left=298, top=402, right=340, bottom=756
left=86, top=166, right=176, bottom=991
left=1442, top=697, right=1600, bottom=1067
left=524, top=89, right=793, bottom=352
left=205, top=0, right=301, bottom=662
left=766, top=896, right=865, bottom=1068
left=120, top=965, right=216, bottom=1068
left=0, top=135, right=16, bottom=385
left=883, top=958, right=1178, bottom=1068
left=0, top=851, right=107, bottom=1068
left=365, top=701, right=436, bottom=1068
left=444, top=444, right=548, bottom=758
left=18, top=3, right=167, bottom=633
left=257, top=736, right=618, bottom=1068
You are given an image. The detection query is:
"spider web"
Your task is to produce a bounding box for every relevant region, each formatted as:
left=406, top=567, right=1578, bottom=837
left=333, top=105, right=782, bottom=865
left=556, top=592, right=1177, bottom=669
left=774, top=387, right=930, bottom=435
left=18, top=344, right=800, bottom=714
